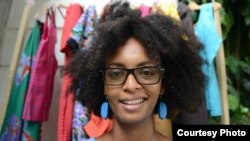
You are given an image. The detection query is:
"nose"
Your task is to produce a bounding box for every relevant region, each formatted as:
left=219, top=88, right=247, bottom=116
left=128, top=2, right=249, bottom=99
left=122, top=74, right=142, bottom=91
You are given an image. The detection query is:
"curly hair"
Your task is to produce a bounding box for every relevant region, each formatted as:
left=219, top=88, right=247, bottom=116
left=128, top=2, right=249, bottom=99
left=65, top=2, right=205, bottom=119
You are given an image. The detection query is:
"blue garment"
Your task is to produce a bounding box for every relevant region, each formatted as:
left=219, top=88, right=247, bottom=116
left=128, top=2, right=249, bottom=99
left=83, top=138, right=96, bottom=141
left=194, top=3, right=222, bottom=116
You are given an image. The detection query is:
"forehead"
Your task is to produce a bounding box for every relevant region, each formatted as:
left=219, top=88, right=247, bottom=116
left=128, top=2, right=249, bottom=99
left=105, top=38, right=155, bottom=67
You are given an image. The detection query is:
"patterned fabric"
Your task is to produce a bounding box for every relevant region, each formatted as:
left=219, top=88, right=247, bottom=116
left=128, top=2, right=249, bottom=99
left=21, top=121, right=41, bottom=141
left=0, top=21, right=42, bottom=141
left=72, top=101, right=89, bottom=141
left=194, top=3, right=222, bottom=116
left=71, top=5, right=98, bottom=140
left=0, top=114, right=22, bottom=141
left=23, top=8, right=57, bottom=121
left=82, top=138, right=96, bottom=141
left=69, top=4, right=97, bottom=48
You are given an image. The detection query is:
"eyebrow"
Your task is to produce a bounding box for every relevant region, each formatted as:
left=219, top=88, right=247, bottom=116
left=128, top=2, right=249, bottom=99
left=107, top=61, right=156, bottom=68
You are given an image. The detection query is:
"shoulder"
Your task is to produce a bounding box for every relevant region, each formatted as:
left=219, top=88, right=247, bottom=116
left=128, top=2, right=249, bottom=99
left=156, top=131, right=173, bottom=141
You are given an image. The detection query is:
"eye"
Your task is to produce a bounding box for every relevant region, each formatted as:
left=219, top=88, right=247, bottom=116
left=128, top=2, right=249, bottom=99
left=106, top=69, right=125, bottom=79
left=138, top=68, right=156, bottom=78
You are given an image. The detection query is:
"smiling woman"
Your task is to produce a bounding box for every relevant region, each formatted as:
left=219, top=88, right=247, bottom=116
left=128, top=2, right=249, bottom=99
left=103, top=38, right=165, bottom=125
left=65, top=1, right=205, bottom=141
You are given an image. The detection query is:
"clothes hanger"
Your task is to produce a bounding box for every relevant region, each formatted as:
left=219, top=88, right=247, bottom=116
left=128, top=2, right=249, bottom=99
left=188, top=0, right=221, bottom=11
left=35, top=4, right=49, bottom=21
left=188, top=0, right=201, bottom=11
left=213, top=1, right=221, bottom=11
left=56, top=3, right=69, bottom=19
left=57, top=3, right=68, bottom=9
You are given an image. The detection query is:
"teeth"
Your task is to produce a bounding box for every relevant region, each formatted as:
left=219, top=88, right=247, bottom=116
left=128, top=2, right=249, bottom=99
left=122, top=99, right=145, bottom=105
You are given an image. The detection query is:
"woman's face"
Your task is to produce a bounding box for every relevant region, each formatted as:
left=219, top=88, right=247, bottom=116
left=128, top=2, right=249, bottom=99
left=104, top=38, right=164, bottom=125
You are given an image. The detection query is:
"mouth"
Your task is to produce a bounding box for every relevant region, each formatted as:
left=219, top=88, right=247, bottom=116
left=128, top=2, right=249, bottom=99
left=119, top=98, right=147, bottom=112
left=119, top=98, right=147, bottom=105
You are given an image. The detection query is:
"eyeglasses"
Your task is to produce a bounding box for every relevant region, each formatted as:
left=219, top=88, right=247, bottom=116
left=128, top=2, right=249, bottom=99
left=100, top=66, right=165, bottom=86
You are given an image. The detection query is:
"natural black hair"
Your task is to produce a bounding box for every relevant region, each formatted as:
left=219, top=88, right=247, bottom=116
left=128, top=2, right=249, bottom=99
left=65, top=2, right=205, bottom=120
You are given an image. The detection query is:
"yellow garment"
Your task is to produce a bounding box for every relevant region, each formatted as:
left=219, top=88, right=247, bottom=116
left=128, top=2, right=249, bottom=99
left=157, top=1, right=180, bottom=21
left=153, top=1, right=189, bottom=41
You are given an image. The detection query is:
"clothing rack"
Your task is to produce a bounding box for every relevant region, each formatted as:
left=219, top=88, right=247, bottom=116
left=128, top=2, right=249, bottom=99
left=214, top=3, right=230, bottom=125
left=0, top=1, right=69, bottom=133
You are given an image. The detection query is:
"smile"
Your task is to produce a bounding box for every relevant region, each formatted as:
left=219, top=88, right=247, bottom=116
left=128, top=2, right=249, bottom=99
left=120, top=98, right=147, bottom=105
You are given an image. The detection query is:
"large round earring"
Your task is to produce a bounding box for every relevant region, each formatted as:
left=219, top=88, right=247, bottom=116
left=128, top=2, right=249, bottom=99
left=101, top=99, right=109, bottom=119
left=158, top=98, right=167, bottom=119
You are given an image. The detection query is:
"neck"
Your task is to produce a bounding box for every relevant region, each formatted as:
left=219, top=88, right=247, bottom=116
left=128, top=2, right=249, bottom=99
left=108, top=117, right=156, bottom=141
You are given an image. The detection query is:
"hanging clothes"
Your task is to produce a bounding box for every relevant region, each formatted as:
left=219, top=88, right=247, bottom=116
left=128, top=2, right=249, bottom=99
left=155, top=0, right=180, bottom=21
left=139, top=4, right=152, bottom=18
left=81, top=5, right=97, bottom=48
left=72, top=101, right=89, bottom=140
left=68, top=5, right=110, bottom=140
left=67, top=4, right=98, bottom=52
left=0, top=21, right=43, bottom=141
left=194, top=3, right=222, bottom=116
left=60, top=4, right=84, bottom=54
left=173, top=2, right=209, bottom=124
left=84, top=112, right=113, bottom=138
left=177, top=2, right=196, bottom=38
left=57, top=3, right=83, bottom=141
left=22, top=8, right=57, bottom=121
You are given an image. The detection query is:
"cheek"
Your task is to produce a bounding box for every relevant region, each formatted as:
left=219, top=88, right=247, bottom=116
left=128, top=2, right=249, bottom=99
left=143, top=84, right=163, bottom=96
left=104, top=86, right=119, bottom=98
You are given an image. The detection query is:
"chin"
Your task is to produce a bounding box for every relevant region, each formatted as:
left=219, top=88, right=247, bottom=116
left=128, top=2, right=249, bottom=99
left=115, top=114, right=151, bottom=125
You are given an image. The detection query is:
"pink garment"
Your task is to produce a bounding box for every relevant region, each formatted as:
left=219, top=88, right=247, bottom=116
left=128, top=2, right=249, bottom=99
left=23, top=8, right=57, bottom=121
left=139, top=4, right=152, bottom=17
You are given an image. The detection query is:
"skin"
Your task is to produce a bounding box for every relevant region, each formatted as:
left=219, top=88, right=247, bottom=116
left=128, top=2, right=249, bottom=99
left=97, top=38, right=171, bottom=141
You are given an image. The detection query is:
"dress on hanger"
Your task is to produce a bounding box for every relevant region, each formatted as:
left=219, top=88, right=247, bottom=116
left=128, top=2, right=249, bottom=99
left=0, top=21, right=43, bottom=141
left=23, top=8, right=57, bottom=122
left=194, top=3, right=222, bottom=116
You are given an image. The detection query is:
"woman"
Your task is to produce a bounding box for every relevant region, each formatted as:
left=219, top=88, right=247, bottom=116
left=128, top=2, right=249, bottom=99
left=66, top=2, right=205, bottom=141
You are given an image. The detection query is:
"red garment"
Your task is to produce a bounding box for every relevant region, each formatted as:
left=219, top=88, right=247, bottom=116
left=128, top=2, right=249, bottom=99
left=23, top=8, right=57, bottom=121
left=84, top=112, right=113, bottom=138
left=57, top=4, right=83, bottom=141
left=60, top=4, right=83, bottom=54
left=57, top=70, right=74, bottom=141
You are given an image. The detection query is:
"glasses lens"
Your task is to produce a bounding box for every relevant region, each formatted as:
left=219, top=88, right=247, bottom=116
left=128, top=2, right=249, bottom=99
left=104, top=68, right=127, bottom=85
left=134, top=67, right=163, bottom=84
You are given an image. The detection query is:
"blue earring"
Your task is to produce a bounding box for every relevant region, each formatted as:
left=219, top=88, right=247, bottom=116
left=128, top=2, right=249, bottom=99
left=158, top=100, right=167, bottom=119
left=101, top=100, right=109, bottom=119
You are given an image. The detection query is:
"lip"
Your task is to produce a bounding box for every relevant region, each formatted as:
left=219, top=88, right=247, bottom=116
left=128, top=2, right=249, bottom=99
left=119, top=98, right=147, bottom=112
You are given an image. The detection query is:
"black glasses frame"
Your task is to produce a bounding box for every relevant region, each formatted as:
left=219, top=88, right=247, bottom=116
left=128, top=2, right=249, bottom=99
left=99, top=66, right=165, bottom=86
